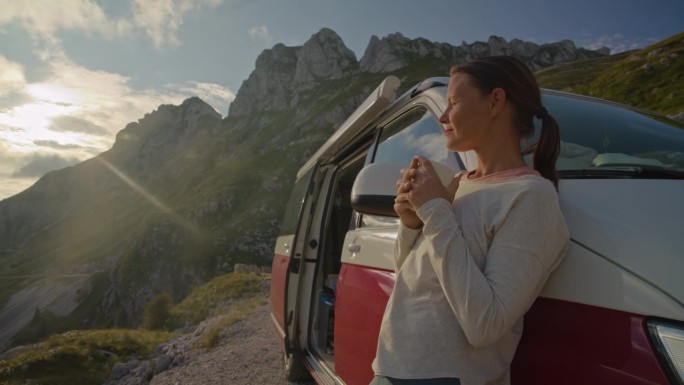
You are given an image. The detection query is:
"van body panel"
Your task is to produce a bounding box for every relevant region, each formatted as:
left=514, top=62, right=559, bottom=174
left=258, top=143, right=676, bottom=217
left=512, top=298, right=670, bottom=384
left=332, top=266, right=673, bottom=385
left=340, top=228, right=397, bottom=271
left=541, top=240, right=684, bottom=320
left=271, top=234, right=294, bottom=352
left=272, top=165, right=319, bottom=355
left=274, top=234, right=294, bottom=258
left=271, top=254, right=290, bottom=341
left=335, top=263, right=394, bottom=385
left=331, top=256, right=675, bottom=385
left=556, top=179, right=684, bottom=309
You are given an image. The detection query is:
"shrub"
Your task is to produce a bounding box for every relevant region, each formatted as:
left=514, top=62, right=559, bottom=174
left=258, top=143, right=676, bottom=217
left=142, top=293, right=173, bottom=330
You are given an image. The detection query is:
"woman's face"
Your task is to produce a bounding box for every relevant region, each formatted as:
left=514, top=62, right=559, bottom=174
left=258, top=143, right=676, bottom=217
left=438, top=73, right=492, bottom=152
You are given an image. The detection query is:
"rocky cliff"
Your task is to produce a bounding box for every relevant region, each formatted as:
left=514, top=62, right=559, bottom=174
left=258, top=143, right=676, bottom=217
left=0, top=28, right=615, bottom=352
left=359, top=33, right=608, bottom=73
left=229, top=30, right=609, bottom=117
left=229, top=28, right=359, bottom=116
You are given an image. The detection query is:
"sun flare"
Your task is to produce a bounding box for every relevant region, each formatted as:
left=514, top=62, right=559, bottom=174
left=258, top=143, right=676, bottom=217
left=0, top=82, right=97, bottom=154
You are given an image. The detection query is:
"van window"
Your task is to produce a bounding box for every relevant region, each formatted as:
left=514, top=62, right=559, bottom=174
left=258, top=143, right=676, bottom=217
left=280, top=168, right=314, bottom=235
left=361, top=107, right=459, bottom=227
left=373, top=107, right=460, bottom=170
left=536, top=92, right=684, bottom=177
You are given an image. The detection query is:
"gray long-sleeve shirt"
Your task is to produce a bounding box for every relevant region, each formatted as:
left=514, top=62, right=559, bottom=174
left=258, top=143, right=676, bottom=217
left=372, top=173, right=570, bottom=385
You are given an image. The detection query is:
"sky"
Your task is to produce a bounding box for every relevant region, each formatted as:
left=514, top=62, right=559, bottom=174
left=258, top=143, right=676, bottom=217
left=0, top=0, right=682, bottom=200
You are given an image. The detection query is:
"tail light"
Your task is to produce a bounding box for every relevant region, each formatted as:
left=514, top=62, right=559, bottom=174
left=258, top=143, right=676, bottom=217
left=648, top=320, right=684, bottom=385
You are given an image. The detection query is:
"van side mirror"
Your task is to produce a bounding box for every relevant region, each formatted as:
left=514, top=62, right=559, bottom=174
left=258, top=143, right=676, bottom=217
left=351, top=161, right=458, bottom=218
left=350, top=163, right=401, bottom=217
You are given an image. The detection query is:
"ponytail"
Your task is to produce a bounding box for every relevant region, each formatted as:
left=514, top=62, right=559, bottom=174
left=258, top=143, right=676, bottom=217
left=532, top=108, right=561, bottom=190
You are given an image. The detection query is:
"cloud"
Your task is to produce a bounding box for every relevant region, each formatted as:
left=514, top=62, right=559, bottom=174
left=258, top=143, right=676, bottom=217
left=0, top=50, right=188, bottom=179
left=0, top=142, right=41, bottom=200
left=0, top=124, right=24, bottom=133
left=33, top=140, right=88, bottom=150
left=23, top=49, right=180, bottom=137
left=1, top=46, right=233, bottom=152
left=0, top=0, right=224, bottom=50
left=0, top=141, right=13, bottom=163
left=0, top=55, right=26, bottom=95
left=12, top=153, right=80, bottom=178
left=48, top=115, right=109, bottom=136
left=248, top=25, right=272, bottom=43
left=0, top=1, right=132, bottom=44
left=582, top=33, right=649, bottom=53
left=131, top=0, right=224, bottom=49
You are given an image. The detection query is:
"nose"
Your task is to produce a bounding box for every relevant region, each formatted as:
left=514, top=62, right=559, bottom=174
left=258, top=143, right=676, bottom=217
left=438, top=109, right=449, bottom=124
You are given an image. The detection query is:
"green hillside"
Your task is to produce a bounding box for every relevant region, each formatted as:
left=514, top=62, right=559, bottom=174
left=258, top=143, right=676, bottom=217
left=536, top=32, right=684, bottom=115
left=0, top=273, right=267, bottom=385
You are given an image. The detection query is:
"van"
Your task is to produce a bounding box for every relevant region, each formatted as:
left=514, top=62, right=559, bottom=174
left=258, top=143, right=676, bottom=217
left=270, top=75, right=684, bottom=385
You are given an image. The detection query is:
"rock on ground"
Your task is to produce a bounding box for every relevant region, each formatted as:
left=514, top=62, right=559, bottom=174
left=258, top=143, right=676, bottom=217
left=145, top=304, right=314, bottom=385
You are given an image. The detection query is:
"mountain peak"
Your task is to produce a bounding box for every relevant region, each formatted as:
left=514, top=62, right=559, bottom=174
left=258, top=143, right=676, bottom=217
left=180, top=97, right=221, bottom=124
left=229, top=28, right=357, bottom=117
left=112, top=97, right=220, bottom=155
left=294, top=28, right=358, bottom=87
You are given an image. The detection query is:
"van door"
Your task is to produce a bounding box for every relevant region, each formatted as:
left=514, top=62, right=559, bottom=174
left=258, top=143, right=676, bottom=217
left=271, top=165, right=318, bottom=358
left=335, top=104, right=462, bottom=385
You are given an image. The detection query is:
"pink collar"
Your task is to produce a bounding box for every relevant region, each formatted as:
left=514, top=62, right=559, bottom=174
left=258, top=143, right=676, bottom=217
left=465, top=166, right=540, bottom=182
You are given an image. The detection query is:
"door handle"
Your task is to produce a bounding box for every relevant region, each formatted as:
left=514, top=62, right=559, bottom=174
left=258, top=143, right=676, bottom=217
left=347, top=243, right=361, bottom=253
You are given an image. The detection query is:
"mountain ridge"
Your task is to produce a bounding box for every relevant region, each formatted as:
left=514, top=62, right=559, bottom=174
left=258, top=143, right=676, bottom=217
left=229, top=29, right=610, bottom=117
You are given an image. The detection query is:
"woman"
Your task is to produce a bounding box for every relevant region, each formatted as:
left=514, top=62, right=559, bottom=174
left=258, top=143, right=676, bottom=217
left=370, top=56, right=570, bottom=385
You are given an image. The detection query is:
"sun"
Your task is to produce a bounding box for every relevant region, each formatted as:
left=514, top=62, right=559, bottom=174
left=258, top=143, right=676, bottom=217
left=0, top=84, right=85, bottom=152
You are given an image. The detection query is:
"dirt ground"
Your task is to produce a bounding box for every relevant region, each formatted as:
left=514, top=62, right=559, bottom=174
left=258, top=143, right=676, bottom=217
left=147, top=303, right=316, bottom=385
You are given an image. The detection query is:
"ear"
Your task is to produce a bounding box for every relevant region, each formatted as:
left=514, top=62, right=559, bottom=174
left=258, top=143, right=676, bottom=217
left=489, top=88, right=507, bottom=118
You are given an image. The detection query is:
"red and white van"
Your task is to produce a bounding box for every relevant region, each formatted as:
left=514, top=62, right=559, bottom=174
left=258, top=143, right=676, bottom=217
left=270, top=75, right=684, bottom=385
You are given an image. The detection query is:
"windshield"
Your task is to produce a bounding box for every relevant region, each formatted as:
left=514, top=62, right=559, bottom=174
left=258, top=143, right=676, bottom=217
left=535, top=92, right=684, bottom=178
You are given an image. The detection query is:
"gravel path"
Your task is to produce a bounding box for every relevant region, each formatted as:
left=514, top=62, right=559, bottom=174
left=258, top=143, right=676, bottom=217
left=148, top=304, right=316, bottom=385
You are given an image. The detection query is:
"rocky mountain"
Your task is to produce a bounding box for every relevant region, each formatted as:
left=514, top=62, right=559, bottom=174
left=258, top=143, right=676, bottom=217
left=230, top=29, right=609, bottom=117
left=229, top=28, right=360, bottom=117
left=0, top=28, right=620, bottom=352
left=358, top=33, right=608, bottom=74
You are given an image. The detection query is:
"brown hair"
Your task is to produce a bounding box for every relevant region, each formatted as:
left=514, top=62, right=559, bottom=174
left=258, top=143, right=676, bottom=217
left=451, top=56, right=561, bottom=189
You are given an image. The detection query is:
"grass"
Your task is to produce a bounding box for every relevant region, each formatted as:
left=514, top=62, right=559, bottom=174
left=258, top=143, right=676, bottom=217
left=169, top=273, right=267, bottom=327
left=536, top=31, right=684, bottom=115
left=0, top=329, right=176, bottom=385
left=535, top=52, right=632, bottom=91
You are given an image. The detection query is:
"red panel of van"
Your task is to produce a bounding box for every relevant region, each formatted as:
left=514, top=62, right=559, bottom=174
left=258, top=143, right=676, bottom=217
left=512, top=298, right=670, bottom=384
left=335, top=264, right=395, bottom=385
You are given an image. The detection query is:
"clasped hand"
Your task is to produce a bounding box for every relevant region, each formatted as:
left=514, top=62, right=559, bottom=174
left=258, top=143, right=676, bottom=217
left=394, top=156, right=460, bottom=229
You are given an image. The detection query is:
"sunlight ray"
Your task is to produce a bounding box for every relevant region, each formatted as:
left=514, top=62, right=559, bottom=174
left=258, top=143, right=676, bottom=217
left=96, top=157, right=201, bottom=237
